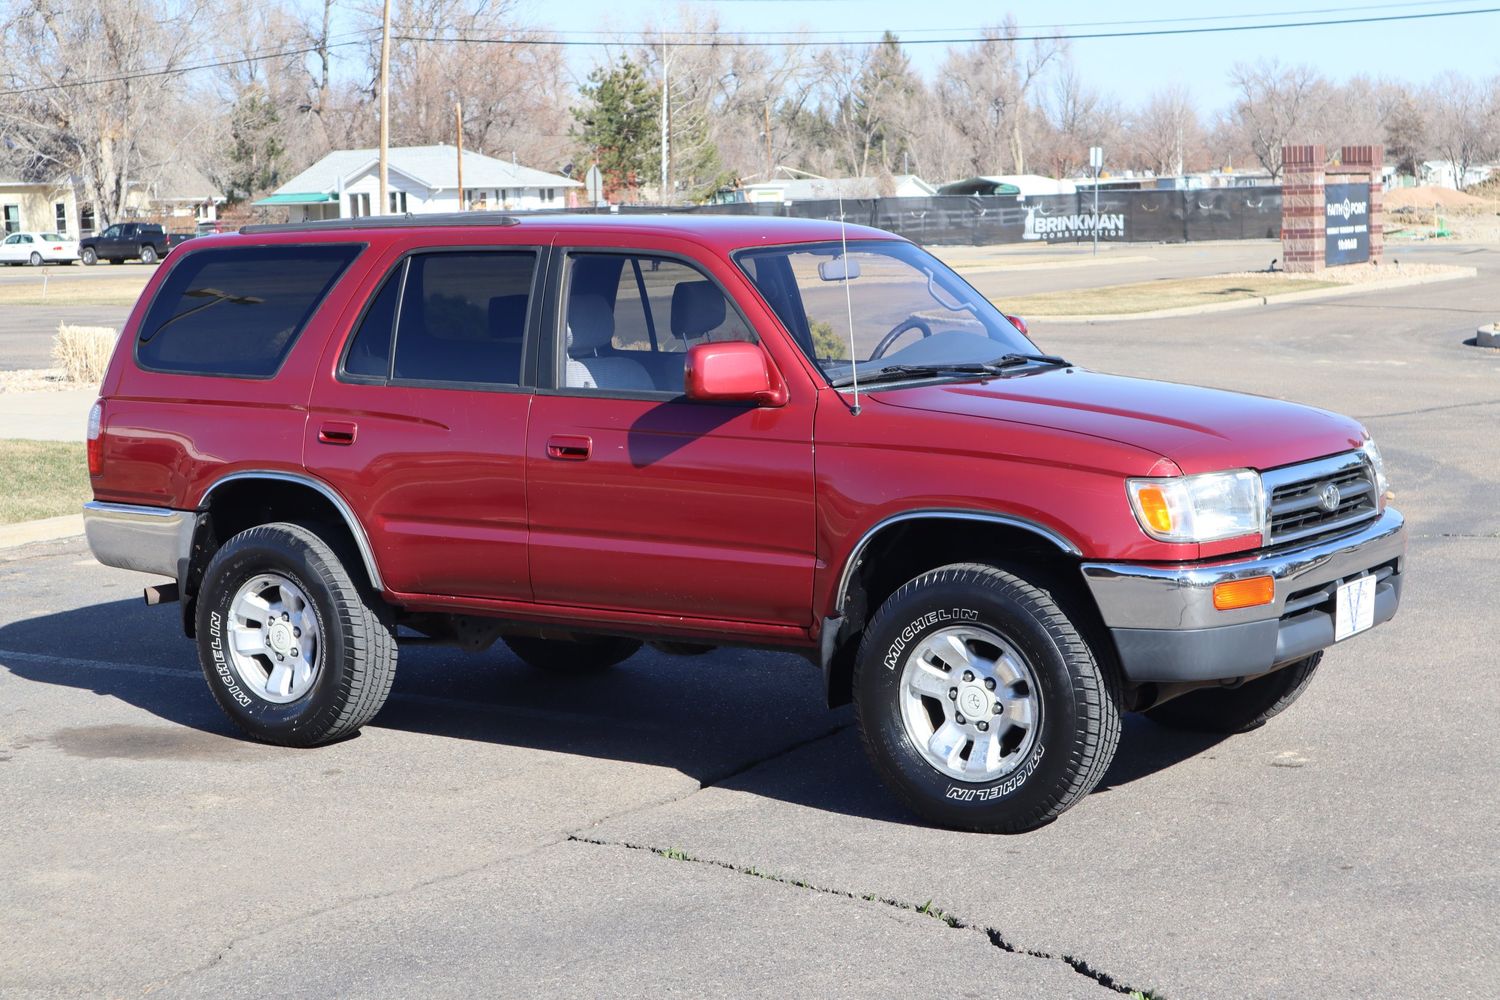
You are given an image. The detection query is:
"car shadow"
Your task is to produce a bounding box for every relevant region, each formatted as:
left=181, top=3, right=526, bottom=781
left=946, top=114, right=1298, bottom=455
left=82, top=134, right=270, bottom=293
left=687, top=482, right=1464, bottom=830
left=1, top=598, right=1226, bottom=829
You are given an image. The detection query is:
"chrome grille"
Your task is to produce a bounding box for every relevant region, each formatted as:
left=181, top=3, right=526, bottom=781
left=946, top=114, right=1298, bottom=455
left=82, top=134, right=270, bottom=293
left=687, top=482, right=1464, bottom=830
left=1262, top=451, right=1379, bottom=548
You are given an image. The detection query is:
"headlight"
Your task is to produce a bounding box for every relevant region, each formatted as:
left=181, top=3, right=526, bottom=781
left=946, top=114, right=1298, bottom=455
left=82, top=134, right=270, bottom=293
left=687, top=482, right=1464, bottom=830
left=1126, top=469, right=1265, bottom=543
left=1361, top=434, right=1390, bottom=500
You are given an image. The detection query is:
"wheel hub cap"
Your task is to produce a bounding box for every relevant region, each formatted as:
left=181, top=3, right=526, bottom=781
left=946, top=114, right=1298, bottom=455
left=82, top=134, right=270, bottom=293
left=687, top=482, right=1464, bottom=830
left=226, top=573, right=321, bottom=704
left=897, top=625, right=1042, bottom=783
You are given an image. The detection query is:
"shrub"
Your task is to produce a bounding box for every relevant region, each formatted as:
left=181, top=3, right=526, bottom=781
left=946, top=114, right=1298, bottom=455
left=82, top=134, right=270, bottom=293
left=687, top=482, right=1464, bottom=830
left=51, top=324, right=119, bottom=385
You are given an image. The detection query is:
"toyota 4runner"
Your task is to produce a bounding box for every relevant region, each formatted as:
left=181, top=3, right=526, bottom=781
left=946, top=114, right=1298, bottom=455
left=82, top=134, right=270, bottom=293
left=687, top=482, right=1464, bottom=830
left=83, top=214, right=1406, bottom=832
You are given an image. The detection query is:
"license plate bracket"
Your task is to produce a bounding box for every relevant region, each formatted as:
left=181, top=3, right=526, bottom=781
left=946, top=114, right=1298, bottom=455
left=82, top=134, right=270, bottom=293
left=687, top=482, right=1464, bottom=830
left=1334, top=575, right=1377, bottom=641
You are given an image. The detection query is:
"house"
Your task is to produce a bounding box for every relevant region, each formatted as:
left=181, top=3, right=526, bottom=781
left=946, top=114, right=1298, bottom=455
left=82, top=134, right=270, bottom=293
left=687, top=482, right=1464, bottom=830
left=1418, top=159, right=1495, bottom=191
left=710, top=173, right=935, bottom=206
left=0, top=160, right=223, bottom=237
left=256, top=145, right=582, bottom=222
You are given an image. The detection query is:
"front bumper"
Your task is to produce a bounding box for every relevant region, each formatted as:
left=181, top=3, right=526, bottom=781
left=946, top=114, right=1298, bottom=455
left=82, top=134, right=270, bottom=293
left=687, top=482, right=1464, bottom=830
left=1082, top=508, right=1406, bottom=683
left=82, top=501, right=197, bottom=582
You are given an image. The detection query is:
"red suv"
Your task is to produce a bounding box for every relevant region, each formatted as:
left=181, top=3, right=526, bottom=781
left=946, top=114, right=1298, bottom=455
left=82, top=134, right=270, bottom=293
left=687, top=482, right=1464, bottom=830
left=83, top=214, right=1406, bottom=832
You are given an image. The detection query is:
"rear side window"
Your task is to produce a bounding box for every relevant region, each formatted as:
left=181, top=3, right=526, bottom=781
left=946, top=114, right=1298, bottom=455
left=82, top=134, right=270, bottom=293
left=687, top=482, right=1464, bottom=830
left=343, top=250, right=535, bottom=386
left=136, top=244, right=361, bottom=377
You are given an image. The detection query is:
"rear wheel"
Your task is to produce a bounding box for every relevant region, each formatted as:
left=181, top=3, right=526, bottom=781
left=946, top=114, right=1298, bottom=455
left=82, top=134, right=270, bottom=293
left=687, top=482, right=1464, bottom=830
left=140, top=245, right=158, bottom=264
left=1145, top=653, right=1322, bottom=734
left=195, top=522, right=397, bottom=747
left=854, top=563, right=1121, bottom=834
left=502, top=635, right=641, bottom=672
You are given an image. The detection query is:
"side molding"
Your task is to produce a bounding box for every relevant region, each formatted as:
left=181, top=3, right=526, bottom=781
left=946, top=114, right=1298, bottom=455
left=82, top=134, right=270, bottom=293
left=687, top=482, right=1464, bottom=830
left=832, top=509, right=1081, bottom=615
left=200, top=470, right=386, bottom=591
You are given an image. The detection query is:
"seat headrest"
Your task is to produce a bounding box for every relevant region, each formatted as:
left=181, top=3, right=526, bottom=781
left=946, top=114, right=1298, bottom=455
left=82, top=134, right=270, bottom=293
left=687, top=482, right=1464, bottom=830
left=670, top=281, right=726, bottom=340
left=566, top=294, right=615, bottom=355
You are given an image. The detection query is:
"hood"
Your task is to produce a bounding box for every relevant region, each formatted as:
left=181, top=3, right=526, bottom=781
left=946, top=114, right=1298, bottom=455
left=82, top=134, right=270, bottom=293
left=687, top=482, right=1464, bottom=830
left=872, top=369, right=1365, bottom=475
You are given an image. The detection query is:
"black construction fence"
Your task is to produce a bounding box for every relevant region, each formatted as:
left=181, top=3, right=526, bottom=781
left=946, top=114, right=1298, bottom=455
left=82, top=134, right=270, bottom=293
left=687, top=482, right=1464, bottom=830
left=559, top=186, right=1283, bottom=247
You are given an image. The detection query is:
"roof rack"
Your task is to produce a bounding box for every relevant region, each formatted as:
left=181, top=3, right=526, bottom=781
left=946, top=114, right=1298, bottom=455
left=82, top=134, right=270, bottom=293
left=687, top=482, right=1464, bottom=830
left=238, top=212, right=521, bottom=235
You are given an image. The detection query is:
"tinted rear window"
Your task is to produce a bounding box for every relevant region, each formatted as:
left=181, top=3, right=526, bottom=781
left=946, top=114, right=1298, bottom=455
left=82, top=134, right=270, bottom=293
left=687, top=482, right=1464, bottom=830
left=136, top=244, right=361, bottom=377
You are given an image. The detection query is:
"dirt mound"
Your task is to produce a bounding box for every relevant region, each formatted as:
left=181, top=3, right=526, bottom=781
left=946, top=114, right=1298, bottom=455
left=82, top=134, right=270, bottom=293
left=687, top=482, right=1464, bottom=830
left=1384, top=185, right=1495, bottom=212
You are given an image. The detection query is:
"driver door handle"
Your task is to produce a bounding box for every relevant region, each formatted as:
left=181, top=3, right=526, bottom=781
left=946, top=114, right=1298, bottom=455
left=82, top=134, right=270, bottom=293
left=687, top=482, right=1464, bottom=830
left=546, top=434, right=592, bottom=461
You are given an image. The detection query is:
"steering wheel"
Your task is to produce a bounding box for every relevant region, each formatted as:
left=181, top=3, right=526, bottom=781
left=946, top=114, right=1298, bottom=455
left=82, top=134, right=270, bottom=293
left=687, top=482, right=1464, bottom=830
left=870, top=317, right=933, bottom=360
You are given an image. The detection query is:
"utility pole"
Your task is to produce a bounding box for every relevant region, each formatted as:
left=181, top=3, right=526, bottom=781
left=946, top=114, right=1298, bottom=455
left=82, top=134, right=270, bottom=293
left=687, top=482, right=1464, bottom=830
left=659, top=37, right=670, bottom=206
left=1089, top=145, right=1103, bottom=257
left=764, top=100, right=772, bottom=178
left=455, top=102, right=464, bottom=210
left=378, top=0, right=391, bottom=215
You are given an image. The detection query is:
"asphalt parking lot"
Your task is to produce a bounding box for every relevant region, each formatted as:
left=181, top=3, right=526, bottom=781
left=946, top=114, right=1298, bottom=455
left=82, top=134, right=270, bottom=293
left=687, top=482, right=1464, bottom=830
left=2, top=240, right=1496, bottom=999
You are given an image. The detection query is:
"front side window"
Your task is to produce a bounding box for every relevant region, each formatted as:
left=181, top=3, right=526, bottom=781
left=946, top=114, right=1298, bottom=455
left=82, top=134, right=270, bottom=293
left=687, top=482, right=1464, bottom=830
left=101, top=225, right=121, bottom=238
left=137, top=244, right=361, bottom=377
left=737, top=240, right=1035, bottom=387
left=344, top=251, right=535, bottom=386
left=561, top=253, right=755, bottom=394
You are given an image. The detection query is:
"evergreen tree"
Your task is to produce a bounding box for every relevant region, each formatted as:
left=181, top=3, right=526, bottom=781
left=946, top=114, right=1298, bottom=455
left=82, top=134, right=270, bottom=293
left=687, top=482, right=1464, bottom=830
left=572, top=58, right=661, bottom=200
left=226, top=89, right=286, bottom=201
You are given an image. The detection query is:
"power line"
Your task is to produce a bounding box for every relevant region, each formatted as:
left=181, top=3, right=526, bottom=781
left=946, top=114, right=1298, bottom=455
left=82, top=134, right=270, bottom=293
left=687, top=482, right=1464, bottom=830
left=0, top=4, right=1495, bottom=97
left=394, top=4, right=1500, bottom=46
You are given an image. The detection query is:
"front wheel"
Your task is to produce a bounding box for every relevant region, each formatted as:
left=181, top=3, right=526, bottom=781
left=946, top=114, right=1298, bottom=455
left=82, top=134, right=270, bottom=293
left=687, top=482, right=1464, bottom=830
left=80, top=247, right=97, bottom=266
left=140, top=245, right=158, bottom=264
left=195, top=522, right=397, bottom=747
left=854, top=563, right=1120, bottom=834
left=1144, top=653, right=1322, bottom=734
left=502, top=635, right=641, bottom=672
left=28, top=251, right=43, bottom=266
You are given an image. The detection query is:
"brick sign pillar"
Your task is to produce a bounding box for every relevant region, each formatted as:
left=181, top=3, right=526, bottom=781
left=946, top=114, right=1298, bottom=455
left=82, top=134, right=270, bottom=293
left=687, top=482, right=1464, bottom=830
left=1281, top=144, right=1326, bottom=272
left=1335, top=144, right=1383, bottom=264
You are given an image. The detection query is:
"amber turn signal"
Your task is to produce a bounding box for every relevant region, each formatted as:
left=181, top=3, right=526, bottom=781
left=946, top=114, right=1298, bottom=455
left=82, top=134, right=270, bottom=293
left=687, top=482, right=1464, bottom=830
left=1212, top=575, right=1275, bottom=611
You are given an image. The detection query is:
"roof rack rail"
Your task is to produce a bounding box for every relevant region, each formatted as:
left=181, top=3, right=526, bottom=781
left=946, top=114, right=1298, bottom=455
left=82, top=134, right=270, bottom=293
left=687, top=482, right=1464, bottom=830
left=239, top=212, right=521, bottom=235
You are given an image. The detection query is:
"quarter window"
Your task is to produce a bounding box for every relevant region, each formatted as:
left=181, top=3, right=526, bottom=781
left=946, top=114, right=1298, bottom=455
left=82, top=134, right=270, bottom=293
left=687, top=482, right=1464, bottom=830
left=136, top=244, right=361, bottom=377
left=561, top=254, right=755, bottom=394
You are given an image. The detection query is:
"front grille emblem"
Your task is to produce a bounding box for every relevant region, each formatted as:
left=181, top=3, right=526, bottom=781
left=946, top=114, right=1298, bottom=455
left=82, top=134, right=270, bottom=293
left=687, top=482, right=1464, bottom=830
left=1318, top=482, right=1342, bottom=512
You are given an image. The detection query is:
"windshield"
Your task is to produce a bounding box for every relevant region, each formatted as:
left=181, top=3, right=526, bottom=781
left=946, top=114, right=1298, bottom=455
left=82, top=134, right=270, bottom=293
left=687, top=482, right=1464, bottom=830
left=736, top=239, right=1037, bottom=387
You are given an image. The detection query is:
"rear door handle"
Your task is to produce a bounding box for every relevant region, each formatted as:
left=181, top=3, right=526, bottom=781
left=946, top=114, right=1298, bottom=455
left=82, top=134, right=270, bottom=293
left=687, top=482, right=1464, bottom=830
left=318, top=421, right=357, bottom=446
left=546, top=434, right=592, bottom=461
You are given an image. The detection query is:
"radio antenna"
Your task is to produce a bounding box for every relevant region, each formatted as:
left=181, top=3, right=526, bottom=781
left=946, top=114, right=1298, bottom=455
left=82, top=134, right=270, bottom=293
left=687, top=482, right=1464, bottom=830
left=836, top=186, right=861, bottom=416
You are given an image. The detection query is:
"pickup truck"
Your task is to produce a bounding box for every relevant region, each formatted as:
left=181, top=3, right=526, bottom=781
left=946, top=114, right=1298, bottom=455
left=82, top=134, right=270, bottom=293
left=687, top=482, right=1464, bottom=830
left=81, top=214, right=1406, bottom=832
left=79, top=222, right=191, bottom=265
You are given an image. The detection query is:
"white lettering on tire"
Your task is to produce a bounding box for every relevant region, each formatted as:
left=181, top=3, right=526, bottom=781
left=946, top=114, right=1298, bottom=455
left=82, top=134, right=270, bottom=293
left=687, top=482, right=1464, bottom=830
left=883, top=608, right=979, bottom=670
left=944, top=744, right=1045, bottom=801
left=208, top=610, right=253, bottom=707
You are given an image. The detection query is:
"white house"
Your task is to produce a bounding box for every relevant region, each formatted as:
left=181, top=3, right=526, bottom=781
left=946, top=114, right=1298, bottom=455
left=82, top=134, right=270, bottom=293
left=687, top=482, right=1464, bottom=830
left=1, top=160, right=222, bottom=236
left=1418, top=159, right=1496, bottom=191
left=717, top=173, right=935, bottom=205
left=257, top=145, right=582, bottom=221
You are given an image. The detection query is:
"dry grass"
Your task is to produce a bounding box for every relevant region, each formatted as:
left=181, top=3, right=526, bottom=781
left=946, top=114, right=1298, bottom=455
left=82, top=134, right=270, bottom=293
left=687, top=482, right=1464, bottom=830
left=1003, top=273, right=1346, bottom=316
left=0, top=440, right=89, bottom=525
left=51, top=324, right=119, bottom=385
left=0, top=272, right=151, bottom=306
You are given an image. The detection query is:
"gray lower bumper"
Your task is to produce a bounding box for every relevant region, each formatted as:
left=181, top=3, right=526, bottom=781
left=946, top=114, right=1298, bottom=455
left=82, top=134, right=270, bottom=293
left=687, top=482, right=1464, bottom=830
left=82, top=501, right=197, bottom=581
left=1082, top=508, right=1406, bottom=683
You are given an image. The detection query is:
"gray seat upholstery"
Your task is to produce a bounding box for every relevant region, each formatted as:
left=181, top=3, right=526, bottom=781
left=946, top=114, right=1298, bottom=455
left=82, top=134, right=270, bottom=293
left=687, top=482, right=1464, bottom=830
left=565, top=294, right=654, bottom=391
left=670, top=280, right=728, bottom=340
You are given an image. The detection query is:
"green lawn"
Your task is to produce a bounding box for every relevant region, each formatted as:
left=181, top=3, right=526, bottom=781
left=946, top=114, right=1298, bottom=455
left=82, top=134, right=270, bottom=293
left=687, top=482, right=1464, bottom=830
left=0, top=439, right=90, bottom=524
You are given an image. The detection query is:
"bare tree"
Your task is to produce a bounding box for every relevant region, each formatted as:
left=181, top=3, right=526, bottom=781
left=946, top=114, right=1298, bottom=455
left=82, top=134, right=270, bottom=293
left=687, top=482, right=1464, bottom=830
left=1425, top=71, right=1499, bottom=189
left=1037, top=54, right=1121, bottom=178
left=0, top=0, right=209, bottom=225
left=1226, top=59, right=1332, bottom=178
left=935, top=20, right=1060, bottom=177
left=1128, top=85, right=1202, bottom=176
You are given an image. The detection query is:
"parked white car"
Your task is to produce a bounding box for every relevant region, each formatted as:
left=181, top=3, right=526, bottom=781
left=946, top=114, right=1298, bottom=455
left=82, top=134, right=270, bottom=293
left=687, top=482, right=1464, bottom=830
left=0, top=232, right=80, bottom=265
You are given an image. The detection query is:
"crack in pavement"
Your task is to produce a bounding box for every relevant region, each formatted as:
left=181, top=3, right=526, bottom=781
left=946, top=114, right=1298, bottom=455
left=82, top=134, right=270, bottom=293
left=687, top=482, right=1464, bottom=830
left=1357, top=398, right=1500, bottom=420
left=567, top=835, right=1162, bottom=999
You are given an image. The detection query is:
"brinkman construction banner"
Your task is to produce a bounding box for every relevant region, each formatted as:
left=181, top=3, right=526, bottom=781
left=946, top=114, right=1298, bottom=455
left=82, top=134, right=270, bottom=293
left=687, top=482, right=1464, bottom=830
left=1324, top=183, right=1371, bottom=265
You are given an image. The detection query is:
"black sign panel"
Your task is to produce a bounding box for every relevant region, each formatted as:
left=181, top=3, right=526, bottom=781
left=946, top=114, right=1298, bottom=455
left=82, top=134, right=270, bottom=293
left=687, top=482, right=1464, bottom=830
left=1325, top=183, right=1371, bottom=265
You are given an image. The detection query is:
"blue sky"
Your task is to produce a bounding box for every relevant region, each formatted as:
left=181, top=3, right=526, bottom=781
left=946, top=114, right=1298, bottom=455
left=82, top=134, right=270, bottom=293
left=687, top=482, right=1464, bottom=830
left=529, top=0, right=1500, bottom=108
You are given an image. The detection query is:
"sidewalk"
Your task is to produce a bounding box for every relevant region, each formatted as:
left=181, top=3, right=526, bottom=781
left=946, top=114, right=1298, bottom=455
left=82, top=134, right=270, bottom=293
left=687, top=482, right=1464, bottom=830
left=0, top=388, right=93, bottom=441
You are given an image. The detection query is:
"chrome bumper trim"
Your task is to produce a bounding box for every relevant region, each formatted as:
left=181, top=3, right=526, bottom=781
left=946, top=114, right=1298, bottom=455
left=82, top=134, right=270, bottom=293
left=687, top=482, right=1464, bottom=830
left=1081, top=507, right=1406, bottom=631
left=82, top=501, right=197, bottom=580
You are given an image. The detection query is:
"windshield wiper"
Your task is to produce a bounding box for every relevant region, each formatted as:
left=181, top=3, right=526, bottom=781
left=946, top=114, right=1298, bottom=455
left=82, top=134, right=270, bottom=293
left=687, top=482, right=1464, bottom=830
left=828, top=353, right=1072, bottom=388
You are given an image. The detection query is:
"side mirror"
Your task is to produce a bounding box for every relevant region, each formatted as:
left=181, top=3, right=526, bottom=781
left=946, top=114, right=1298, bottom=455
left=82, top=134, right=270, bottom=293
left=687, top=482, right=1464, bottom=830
left=684, top=341, right=787, bottom=406
left=1004, top=313, right=1029, bottom=336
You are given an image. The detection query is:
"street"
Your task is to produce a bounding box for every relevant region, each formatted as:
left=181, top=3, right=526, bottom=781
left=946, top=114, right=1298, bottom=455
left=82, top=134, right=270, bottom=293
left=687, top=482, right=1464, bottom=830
left=1, top=242, right=1496, bottom=999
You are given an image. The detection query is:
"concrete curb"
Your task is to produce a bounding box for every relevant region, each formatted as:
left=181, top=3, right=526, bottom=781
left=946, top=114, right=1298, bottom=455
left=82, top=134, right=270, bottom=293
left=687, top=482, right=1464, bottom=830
left=0, top=513, right=84, bottom=552
left=1030, top=266, right=1479, bottom=324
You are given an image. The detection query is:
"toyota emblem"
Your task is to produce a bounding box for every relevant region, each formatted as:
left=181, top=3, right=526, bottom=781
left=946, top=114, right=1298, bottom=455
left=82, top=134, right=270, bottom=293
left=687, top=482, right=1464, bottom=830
left=1318, top=482, right=1341, bottom=512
